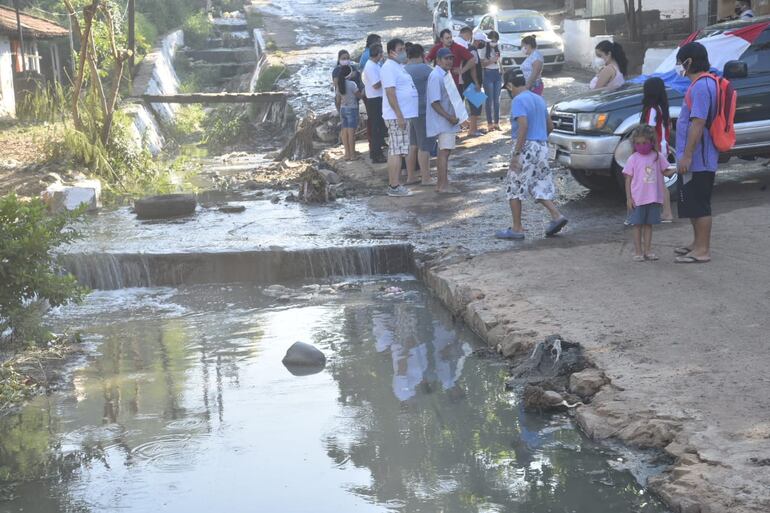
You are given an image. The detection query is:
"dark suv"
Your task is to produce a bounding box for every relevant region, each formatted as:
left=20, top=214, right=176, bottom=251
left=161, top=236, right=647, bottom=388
left=548, top=17, right=770, bottom=192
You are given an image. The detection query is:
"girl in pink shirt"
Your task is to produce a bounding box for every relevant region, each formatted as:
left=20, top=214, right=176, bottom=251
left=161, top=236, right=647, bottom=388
left=623, top=126, right=676, bottom=261
left=641, top=77, right=674, bottom=222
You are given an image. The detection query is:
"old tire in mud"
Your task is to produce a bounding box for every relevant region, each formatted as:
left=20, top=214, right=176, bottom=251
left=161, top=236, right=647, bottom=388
left=135, top=194, right=197, bottom=220
left=569, top=169, right=617, bottom=193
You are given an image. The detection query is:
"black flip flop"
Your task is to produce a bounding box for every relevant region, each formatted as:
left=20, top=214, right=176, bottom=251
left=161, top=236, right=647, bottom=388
left=674, top=247, right=692, bottom=256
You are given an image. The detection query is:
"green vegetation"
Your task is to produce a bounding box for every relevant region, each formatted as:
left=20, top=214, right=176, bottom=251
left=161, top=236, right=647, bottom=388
left=202, top=105, right=251, bottom=151
left=0, top=194, right=87, bottom=346
left=170, top=104, right=206, bottom=142
left=183, top=11, right=213, bottom=50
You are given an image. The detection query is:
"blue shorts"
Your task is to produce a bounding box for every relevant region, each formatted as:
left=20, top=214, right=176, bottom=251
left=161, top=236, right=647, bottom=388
left=628, top=203, right=662, bottom=225
left=340, top=107, right=359, bottom=129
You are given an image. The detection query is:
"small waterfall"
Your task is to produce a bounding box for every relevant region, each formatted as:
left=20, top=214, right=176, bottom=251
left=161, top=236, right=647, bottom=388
left=59, top=245, right=414, bottom=290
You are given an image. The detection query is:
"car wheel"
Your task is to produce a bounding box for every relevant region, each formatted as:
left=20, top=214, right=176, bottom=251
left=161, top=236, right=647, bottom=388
left=570, top=169, right=618, bottom=192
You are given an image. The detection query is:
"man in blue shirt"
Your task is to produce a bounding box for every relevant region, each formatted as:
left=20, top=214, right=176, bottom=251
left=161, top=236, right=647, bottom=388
left=674, top=42, right=719, bottom=263
left=496, top=72, right=567, bottom=240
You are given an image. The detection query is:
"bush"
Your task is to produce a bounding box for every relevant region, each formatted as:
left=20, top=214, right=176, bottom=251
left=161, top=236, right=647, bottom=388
left=183, top=12, right=212, bottom=49
left=0, top=195, right=87, bottom=345
left=170, top=105, right=206, bottom=142
left=203, top=105, right=251, bottom=150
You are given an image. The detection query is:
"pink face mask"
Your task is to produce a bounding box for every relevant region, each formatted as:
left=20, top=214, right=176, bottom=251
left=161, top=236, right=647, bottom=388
left=634, top=142, right=654, bottom=155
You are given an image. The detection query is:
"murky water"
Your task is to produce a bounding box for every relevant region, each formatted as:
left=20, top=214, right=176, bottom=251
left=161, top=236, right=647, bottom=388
left=1, top=279, right=666, bottom=513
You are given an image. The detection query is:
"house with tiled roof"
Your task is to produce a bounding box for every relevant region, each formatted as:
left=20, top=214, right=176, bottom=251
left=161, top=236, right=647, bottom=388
left=0, top=5, right=70, bottom=118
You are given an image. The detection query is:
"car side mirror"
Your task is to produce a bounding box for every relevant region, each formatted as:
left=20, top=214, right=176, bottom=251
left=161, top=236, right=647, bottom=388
left=724, top=60, right=748, bottom=79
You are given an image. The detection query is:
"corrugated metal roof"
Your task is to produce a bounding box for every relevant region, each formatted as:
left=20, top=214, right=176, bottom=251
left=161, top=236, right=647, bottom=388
left=0, top=5, right=69, bottom=39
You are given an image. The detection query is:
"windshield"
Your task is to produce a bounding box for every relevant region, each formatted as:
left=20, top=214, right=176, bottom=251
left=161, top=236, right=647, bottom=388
left=452, top=1, right=490, bottom=16
left=497, top=14, right=549, bottom=33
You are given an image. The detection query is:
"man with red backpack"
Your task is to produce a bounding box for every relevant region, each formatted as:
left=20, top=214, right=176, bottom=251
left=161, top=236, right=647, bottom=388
left=674, top=42, right=736, bottom=264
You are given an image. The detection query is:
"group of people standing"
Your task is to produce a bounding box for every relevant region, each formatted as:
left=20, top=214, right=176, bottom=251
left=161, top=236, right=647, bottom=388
left=332, top=29, right=557, bottom=198
left=332, top=30, right=721, bottom=260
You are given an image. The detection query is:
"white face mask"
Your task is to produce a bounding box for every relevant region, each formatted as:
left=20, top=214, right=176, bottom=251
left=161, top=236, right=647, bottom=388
left=593, top=57, right=605, bottom=70
left=675, top=64, right=685, bottom=77
left=339, top=59, right=350, bottom=66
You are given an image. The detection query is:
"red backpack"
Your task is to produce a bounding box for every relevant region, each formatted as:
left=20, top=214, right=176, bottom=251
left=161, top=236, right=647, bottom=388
left=684, top=73, right=737, bottom=153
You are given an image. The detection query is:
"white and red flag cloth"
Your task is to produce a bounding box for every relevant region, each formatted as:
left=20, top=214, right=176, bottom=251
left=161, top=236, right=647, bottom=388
left=655, top=22, right=769, bottom=74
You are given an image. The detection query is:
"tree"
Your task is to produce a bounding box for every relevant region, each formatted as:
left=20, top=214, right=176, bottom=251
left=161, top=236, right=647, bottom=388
left=623, top=0, right=643, bottom=41
left=61, top=0, right=132, bottom=146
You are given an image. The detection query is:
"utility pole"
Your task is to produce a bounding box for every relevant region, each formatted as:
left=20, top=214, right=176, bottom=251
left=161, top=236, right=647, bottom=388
left=13, top=0, right=26, bottom=72
left=128, top=0, right=135, bottom=69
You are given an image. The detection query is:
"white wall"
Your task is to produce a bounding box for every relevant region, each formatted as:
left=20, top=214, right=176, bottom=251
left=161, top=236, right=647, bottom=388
left=587, top=0, right=689, bottom=19
left=0, top=36, right=16, bottom=119
left=563, top=19, right=614, bottom=68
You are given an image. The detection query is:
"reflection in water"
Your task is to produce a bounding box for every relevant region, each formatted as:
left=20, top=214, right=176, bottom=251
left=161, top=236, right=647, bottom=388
left=0, top=282, right=666, bottom=513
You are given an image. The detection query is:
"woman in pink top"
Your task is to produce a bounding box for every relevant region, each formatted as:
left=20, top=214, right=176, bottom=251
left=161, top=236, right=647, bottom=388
left=623, top=126, right=676, bottom=261
left=590, top=41, right=627, bottom=92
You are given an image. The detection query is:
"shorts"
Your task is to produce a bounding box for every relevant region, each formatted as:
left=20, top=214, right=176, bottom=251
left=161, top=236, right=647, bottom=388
left=385, top=118, right=412, bottom=156
left=409, top=116, right=436, bottom=152
left=437, top=132, right=456, bottom=151
left=340, top=106, right=359, bottom=129
left=505, top=141, right=555, bottom=201
left=677, top=171, right=715, bottom=218
left=627, top=203, right=662, bottom=225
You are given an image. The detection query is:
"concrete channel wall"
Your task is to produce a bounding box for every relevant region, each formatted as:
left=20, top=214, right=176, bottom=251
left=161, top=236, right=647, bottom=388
left=124, top=30, right=185, bottom=155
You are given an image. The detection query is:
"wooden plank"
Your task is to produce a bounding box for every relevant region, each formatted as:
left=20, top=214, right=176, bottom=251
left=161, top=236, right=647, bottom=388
left=139, top=92, right=287, bottom=104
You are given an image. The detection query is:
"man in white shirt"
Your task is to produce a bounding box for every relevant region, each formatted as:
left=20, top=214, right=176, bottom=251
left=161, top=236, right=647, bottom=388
left=735, top=0, right=755, bottom=20
left=453, top=26, right=472, bottom=49
left=362, top=44, right=387, bottom=164
left=381, top=38, right=419, bottom=197
left=427, top=48, right=462, bottom=194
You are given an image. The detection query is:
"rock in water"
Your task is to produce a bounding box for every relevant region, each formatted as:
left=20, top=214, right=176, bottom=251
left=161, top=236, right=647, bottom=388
left=282, top=342, right=326, bottom=376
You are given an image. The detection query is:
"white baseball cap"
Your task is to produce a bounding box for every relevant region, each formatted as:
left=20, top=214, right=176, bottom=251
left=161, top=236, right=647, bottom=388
left=473, top=32, right=490, bottom=42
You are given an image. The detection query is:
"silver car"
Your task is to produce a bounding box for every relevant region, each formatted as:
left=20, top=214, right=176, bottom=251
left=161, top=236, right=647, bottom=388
left=432, top=0, right=493, bottom=40
left=475, top=9, right=565, bottom=72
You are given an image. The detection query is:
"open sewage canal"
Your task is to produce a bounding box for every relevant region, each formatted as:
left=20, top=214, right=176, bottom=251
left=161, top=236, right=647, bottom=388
left=0, top=1, right=672, bottom=510
left=1, top=269, right=669, bottom=511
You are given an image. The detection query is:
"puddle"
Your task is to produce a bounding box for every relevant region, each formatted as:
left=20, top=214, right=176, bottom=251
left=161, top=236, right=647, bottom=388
left=0, top=280, right=667, bottom=512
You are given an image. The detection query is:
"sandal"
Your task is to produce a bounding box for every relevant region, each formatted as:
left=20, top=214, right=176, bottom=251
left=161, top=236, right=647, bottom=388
left=632, top=255, right=645, bottom=262
left=674, top=247, right=692, bottom=256
left=644, top=253, right=659, bottom=261
left=675, top=255, right=711, bottom=264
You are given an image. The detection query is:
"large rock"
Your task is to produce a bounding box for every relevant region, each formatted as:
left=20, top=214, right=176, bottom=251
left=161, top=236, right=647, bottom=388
left=42, top=179, right=101, bottom=213
left=569, top=368, right=609, bottom=399
left=282, top=341, right=326, bottom=376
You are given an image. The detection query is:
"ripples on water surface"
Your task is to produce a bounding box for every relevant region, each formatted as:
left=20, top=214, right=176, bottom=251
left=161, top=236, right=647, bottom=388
left=0, top=280, right=667, bottom=513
